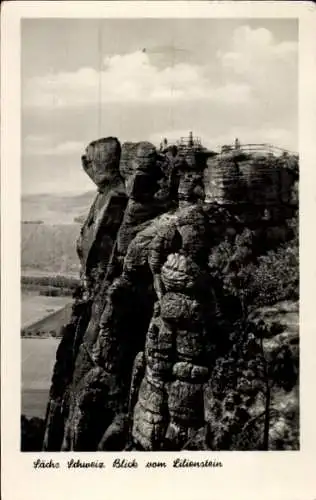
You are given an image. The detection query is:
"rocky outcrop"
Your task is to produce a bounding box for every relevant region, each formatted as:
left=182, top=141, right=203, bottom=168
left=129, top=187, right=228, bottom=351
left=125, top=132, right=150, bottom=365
left=132, top=205, right=217, bottom=450
left=42, top=136, right=299, bottom=452
left=205, top=152, right=298, bottom=224
left=204, top=301, right=299, bottom=450
left=43, top=138, right=127, bottom=450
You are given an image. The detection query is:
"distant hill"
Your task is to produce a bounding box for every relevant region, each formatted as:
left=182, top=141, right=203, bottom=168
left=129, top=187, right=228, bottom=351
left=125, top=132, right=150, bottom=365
left=22, top=220, right=44, bottom=225
left=22, top=191, right=95, bottom=225
left=21, top=191, right=96, bottom=276
left=22, top=223, right=82, bottom=276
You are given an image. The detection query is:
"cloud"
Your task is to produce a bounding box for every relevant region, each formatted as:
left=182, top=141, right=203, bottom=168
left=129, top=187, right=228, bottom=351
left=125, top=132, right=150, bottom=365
left=24, top=135, right=84, bottom=156
left=22, top=22, right=298, bottom=198
left=217, top=25, right=297, bottom=87
left=24, top=50, right=253, bottom=108
left=23, top=26, right=297, bottom=134
left=215, top=25, right=297, bottom=144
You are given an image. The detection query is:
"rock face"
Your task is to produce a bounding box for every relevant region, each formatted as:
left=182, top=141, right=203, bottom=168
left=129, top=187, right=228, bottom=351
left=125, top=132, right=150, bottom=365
left=132, top=206, right=216, bottom=450
left=205, top=301, right=299, bottom=450
left=43, top=137, right=127, bottom=451
left=42, top=137, right=299, bottom=452
left=205, top=152, right=298, bottom=223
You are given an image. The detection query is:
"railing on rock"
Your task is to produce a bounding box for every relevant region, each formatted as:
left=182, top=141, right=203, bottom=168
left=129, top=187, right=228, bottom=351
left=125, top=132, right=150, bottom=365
left=218, top=143, right=297, bottom=158
left=176, top=135, right=203, bottom=152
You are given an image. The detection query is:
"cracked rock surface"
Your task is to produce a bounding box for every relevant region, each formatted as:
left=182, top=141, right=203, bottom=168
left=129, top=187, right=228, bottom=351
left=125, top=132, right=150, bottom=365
left=42, top=137, right=299, bottom=451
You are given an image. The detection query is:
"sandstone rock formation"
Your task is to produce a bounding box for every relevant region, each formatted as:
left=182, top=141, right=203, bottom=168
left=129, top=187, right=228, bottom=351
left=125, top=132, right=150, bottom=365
left=43, top=137, right=127, bottom=450
left=205, top=151, right=298, bottom=224
left=132, top=206, right=217, bottom=450
left=42, top=136, right=299, bottom=452
left=204, top=300, right=299, bottom=450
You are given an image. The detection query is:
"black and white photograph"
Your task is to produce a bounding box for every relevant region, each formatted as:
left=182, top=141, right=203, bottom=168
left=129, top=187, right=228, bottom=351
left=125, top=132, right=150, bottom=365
left=19, top=15, right=300, bottom=453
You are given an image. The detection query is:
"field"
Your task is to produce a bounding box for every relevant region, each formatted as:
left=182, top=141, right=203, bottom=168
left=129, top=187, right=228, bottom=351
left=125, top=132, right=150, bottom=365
left=21, top=338, right=60, bottom=418
left=21, top=292, right=71, bottom=329
left=21, top=293, right=72, bottom=418
left=20, top=191, right=95, bottom=420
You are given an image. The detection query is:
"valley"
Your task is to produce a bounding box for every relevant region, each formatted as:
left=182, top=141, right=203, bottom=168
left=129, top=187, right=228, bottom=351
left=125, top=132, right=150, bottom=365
left=20, top=191, right=89, bottom=419
left=22, top=337, right=60, bottom=418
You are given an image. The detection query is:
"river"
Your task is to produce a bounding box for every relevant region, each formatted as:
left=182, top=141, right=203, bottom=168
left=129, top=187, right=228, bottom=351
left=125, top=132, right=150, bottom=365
left=21, top=337, right=60, bottom=418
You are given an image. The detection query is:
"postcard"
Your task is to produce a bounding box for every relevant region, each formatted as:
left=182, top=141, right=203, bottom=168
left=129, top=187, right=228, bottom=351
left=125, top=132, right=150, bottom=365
left=1, top=2, right=316, bottom=499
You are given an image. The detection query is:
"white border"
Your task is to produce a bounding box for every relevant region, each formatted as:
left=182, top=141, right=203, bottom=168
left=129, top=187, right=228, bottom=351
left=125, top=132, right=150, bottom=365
left=2, top=2, right=316, bottom=500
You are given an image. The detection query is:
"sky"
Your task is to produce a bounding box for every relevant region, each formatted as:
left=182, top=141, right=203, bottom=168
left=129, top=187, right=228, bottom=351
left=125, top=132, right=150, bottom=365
left=22, top=18, right=298, bottom=195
